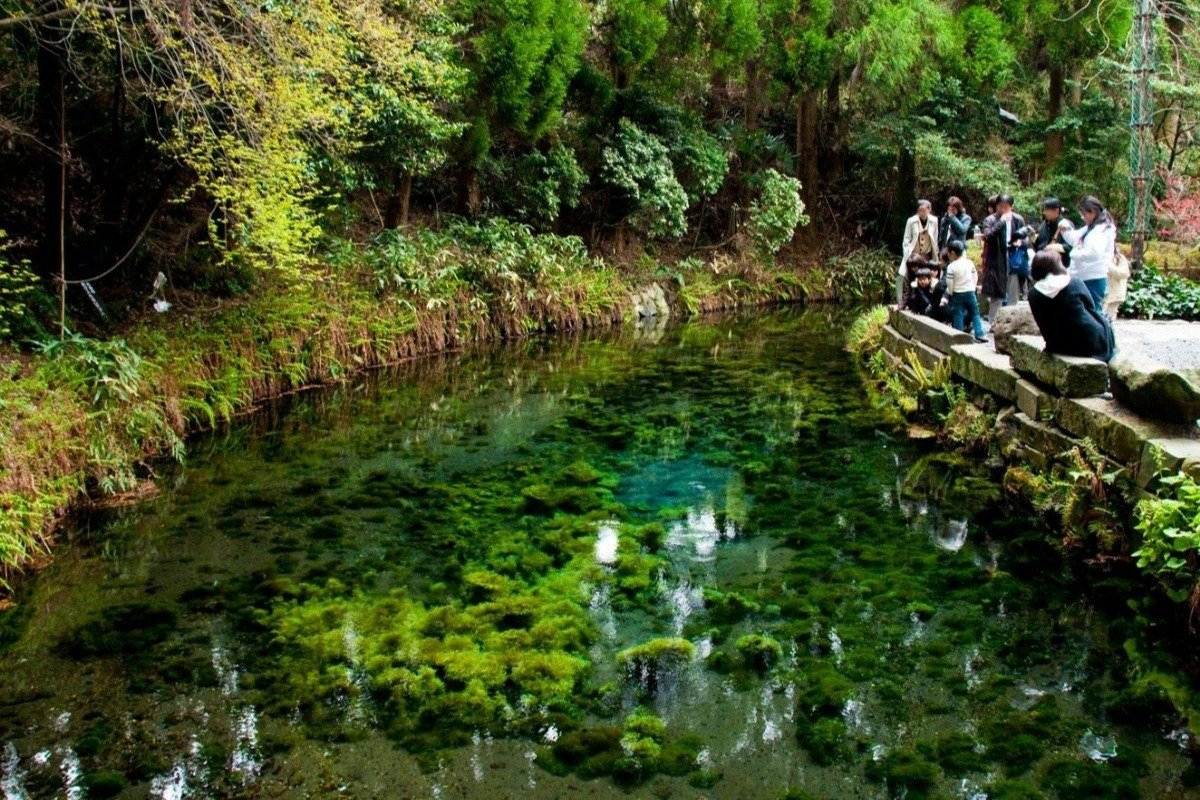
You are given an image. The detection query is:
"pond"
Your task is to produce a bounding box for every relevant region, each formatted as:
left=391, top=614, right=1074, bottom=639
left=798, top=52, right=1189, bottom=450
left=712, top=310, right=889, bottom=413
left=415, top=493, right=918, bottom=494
left=0, top=309, right=1196, bottom=799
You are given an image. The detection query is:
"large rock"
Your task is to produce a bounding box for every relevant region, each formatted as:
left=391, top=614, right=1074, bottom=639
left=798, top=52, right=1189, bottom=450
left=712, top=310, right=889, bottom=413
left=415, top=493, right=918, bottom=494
left=1138, top=438, right=1200, bottom=486
left=997, top=411, right=1080, bottom=464
left=1109, top=353, right=1200, bottom=424
left=1008, top=335, right=1109, bottom=398
left=950, top=344, right=1020, bottom=400
left=1016, top=378, right=1055, bottom=421
left=991, top=303, right=1040, bottom=355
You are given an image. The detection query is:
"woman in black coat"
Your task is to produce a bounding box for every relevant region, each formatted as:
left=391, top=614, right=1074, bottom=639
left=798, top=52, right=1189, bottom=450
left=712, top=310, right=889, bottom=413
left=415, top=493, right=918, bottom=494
left=1027, top=250, right=1116, bottom=362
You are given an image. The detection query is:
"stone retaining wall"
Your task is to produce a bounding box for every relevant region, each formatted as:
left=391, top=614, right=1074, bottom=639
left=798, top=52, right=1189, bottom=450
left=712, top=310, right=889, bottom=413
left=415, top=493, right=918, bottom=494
left=880, top=308, right=1200, bottom=487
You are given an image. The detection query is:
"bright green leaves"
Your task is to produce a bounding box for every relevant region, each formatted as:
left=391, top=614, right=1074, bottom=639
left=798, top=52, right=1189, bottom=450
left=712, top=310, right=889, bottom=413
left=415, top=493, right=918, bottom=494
left=845, top=0, right=955, bottom=109
left=457, top=0, right=589, bottom=156
left=601, top=119, right=690, bottom=239
left=1134, top=471, right=1200, bottom=591
left=606, top=0, right=670, bottom=77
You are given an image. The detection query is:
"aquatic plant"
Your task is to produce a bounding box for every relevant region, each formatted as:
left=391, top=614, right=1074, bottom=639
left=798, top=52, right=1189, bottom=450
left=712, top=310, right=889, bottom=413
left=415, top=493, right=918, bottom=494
left=735, top=632, right=783, bottom=672
left=864, top=748, right=940, bottom=798
left=616, top=637, right=695, bottom=675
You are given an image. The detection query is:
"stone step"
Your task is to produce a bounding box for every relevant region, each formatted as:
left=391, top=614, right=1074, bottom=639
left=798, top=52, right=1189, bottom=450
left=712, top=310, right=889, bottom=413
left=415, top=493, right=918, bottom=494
left=1008, top=335, right=1109, bottom=398
left=950, top=344, right=1020, bottom=401
left=1056, top=396, right=1198, bottom=466
left=891, top=307, right=975, bottom=354
left=881, top=325, right=948, bottom=374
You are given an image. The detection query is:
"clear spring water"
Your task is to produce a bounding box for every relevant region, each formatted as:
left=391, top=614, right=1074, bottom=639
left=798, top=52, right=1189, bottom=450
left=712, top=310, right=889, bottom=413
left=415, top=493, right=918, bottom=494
left=0, top=309, right=1197, bottom=799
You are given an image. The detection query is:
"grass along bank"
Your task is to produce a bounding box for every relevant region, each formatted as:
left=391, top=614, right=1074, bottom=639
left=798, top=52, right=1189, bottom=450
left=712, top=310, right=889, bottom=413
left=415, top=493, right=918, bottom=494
left=0, top=220, right=890, bottom=595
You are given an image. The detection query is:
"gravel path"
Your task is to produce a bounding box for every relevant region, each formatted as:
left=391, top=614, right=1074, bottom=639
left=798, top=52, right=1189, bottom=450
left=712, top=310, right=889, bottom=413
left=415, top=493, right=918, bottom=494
left=1114, top=319, right=1200, bottom=371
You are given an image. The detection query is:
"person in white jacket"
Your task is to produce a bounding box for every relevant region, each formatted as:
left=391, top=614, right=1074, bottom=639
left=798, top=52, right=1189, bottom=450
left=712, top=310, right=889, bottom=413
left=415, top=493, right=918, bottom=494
left=897, top=200, right=939, bottom=305
left=1061, top=196, right=1117, bottom=310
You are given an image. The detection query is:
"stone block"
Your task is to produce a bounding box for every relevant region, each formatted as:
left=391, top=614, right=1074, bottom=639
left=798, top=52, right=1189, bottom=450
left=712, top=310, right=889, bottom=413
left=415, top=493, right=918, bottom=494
left=1138, top=438, right=1200, bottom=487
left=950, top=344, right=1020, bottom=401
left=992, top=302, right=1040, bottom=355
left=1110, top=353, right=1200, bottom=424
left=1016, top=379, right=1055, bottom=422
left=1056, top=396, right=1190, bottom=465
left=897, top=309, right=975, bottom=354
left=882, top=325, right=946, bottom=374
left=1008, top=335, right=1109, bottom=398
left=1006, top=411, right=1080, bottom=460
left=888, top=306, right=911, bottom=337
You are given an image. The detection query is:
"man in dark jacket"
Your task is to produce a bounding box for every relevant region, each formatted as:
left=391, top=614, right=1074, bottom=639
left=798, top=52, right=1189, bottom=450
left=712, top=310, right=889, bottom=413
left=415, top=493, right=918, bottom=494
left=980, top=194, right=1025, bottom=325
left=1032, top=197, right=1074, bottom=268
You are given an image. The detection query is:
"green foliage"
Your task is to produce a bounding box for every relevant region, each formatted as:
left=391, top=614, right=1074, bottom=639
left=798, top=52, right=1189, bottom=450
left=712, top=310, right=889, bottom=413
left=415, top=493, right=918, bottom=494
left=914, top=131, right=1020, bottom=198
left=1134, top=471, right=1200, bottom=604
left=0, top=232, right=43, bottom=342
left=486, top=144, right=587, bottom=225
left=1121, top=266, right=1200, bottom=321
left=601, top=119, right=690, bottom=239
left=845, top=306, right=889, bottom=359
left=746, top=170, right=808, bottom=254
left=458, top=0, right=589, bottom=155
left=606, top=0, right=669, bottom=76
left=674, top=128, right=730, bottom=202
left=33, top=332, right=184, bottom=494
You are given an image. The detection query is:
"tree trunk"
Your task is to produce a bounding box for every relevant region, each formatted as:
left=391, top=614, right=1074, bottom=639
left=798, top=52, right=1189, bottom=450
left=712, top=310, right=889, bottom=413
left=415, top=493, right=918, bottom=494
left=383, top=173, right=413, bottom=228
left=823, top=74, right=843, bottom=184
left=795, top=89, right=819, bottom=208
left=36, top=22, right=66, bottom=285
left=1045, top=65, right=1065, bottom=169
left=1159, top=8, right=1185, bottom=155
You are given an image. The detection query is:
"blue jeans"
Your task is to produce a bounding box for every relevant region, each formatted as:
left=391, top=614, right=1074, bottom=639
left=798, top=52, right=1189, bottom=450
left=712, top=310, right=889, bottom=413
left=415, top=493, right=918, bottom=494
left=950, top=292, right=985, bottom=339
left=1084, top=278, right=1108, bottom=310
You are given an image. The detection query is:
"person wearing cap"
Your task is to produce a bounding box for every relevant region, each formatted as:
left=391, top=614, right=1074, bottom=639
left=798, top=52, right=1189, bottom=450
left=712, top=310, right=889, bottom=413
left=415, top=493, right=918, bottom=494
left=1033, top=197, right=1074, bottom=268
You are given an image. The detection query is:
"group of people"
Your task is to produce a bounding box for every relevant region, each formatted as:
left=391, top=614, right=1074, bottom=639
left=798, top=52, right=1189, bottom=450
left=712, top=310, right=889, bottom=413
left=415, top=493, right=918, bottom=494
left=897, top=193, right=1122, bottom=361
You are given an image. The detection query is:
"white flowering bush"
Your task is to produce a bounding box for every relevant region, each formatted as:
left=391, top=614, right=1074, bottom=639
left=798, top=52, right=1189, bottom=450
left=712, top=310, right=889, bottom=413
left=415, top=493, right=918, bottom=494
left=747, top=169, right=809, bottom=253
left=601, top=119, right=688, bottom=239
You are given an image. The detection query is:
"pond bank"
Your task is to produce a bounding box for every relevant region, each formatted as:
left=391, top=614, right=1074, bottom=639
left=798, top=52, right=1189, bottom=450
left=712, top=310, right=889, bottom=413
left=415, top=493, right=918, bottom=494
left=0, top=252, right=863, bottom=595
left=858, top=305, right=1200, bottom=738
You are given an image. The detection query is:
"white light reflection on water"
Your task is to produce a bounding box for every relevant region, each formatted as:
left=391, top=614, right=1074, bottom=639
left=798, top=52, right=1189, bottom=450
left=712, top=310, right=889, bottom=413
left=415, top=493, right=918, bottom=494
left=1, top=743, right=30, bottom=800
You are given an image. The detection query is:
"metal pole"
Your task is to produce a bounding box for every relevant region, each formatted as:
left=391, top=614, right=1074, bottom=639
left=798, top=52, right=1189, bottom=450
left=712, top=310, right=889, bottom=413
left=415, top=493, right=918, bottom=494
left=1127, top=0, right=1157, bottom=270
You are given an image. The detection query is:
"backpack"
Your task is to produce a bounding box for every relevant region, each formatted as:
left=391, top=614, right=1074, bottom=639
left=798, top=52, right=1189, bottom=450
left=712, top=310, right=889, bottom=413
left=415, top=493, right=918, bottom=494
left=1008, top=245, right=1031, bottom=278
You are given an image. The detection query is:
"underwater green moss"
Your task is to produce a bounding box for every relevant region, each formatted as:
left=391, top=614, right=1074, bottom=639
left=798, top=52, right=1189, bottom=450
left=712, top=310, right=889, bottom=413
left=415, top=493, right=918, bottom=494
left=735, top=632, right=783, bottom=673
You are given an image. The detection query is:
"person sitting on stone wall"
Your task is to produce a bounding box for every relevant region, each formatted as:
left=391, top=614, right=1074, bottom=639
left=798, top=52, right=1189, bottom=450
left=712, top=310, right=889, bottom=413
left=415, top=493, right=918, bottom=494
left=905, top=267, right=949, bottom=322
left=1027, top=250, right=1116, bottom=362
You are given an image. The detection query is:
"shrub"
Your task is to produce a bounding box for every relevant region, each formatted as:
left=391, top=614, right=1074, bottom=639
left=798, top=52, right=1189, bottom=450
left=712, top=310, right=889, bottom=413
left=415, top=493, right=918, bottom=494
left=1121, top=266, right=1200, bottom=321
left=601, top=119, right=689, bottom=239
left=1134, top=470, right=1200, bottom=610
left=0, top=231, right=43, bottom=342
left=845, top=306, right=889, bottom=358
left=746, top=169, right=808, bottom=254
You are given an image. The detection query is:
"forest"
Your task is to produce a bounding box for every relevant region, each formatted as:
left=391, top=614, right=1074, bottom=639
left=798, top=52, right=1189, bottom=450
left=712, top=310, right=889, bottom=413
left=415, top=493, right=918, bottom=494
left=0, top=0, right=1197, bottom=313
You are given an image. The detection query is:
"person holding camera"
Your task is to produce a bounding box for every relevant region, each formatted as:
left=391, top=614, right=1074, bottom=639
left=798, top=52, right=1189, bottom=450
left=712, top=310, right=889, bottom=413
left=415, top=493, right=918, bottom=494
left=1033, top=197, right=1074, bottom=268
left=980, top=194, right=1025, bottom=325
left=1060, top=196, right=1117, bottom=310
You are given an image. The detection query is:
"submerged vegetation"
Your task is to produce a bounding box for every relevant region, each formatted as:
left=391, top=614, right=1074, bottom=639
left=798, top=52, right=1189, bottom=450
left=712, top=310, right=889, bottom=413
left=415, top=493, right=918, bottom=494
left=2, top=311, right=1198, bottom=796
